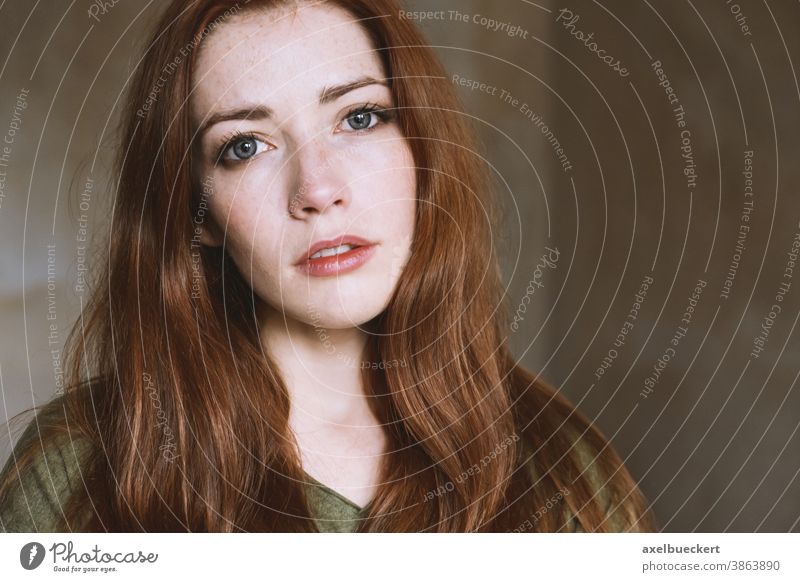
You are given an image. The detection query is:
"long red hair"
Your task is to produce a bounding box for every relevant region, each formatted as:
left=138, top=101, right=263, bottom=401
left=0, top=0, right=657, bottom=532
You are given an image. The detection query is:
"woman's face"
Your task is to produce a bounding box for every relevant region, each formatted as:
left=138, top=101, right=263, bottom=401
left=191, top=4, right=416, bottom=330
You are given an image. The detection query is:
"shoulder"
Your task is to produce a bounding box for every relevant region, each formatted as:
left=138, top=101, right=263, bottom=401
left=0, top=398, right=93, bottom=532
left=509, top=367, right=654, bottom=531
left=518, top=422, right=649, bottom=532
left=561, top=428, right=622, bottom=532
left=564, top=428, right=652, bottom=532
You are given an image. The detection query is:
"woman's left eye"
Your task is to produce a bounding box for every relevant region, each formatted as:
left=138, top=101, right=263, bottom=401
left=337, top=105, right=390, bottom=133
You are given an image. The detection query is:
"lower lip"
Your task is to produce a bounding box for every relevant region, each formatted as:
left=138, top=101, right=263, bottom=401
left=296, top=244, right=377, bottom=277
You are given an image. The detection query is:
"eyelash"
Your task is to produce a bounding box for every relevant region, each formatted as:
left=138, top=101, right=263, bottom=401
left=213, top=102, right=396, bottom=166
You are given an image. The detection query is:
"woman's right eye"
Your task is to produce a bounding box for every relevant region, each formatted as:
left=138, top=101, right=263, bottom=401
left=217, top=134, right=273, bottom=164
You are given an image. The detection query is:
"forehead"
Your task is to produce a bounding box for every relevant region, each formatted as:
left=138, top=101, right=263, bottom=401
left=191, top=4, right=384, bottom=118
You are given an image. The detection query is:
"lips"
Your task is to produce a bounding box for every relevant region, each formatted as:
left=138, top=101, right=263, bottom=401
left=294, top=234, right=378, bottom=277
left=294, top=234, right=375, bottom=265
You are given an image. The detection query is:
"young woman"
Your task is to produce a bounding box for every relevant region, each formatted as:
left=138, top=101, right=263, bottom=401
left=0, top=0, right=657, bottom=533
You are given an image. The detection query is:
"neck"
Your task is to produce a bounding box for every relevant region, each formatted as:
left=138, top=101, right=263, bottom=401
left=259, top=304, right=376, bottom=428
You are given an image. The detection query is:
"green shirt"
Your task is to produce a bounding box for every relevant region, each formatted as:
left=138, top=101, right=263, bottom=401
left=1, top=416, right=628, bottom=533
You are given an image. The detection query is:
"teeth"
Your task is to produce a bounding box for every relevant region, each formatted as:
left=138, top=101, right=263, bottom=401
left=309, top=244, right=356, bottom=260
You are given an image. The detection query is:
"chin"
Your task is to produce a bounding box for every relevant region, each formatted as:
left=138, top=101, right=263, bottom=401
left=294, top=296, right=390, bottom=330
left=280, top=263, right=402, bottom=330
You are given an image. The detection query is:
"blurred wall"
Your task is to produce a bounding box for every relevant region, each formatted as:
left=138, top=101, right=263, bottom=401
left=1, top=0, right=799, bottom=532
left=0, top=3, right=151, bottom=457
left=541, top=1, right=800, bottom=532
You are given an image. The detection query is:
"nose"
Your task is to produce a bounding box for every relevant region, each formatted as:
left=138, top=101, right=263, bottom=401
left=287, top=139, right=350, bottom=219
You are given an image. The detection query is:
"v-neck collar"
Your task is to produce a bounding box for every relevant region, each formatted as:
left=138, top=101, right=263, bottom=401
left=301, top=471, right=366, bottom=512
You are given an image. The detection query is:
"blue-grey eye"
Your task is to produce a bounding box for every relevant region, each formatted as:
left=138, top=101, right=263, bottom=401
left=218, top=135, right=271, bottom=163
left=232, top=137, right=258, bottom=159
left=346, top=110, right=374, bottom=131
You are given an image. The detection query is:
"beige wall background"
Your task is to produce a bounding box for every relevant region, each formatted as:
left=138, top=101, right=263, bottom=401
left=1, top=0, right=798, bottom=532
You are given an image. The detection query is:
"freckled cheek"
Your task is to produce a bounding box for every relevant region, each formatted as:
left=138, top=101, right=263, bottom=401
left=351, top=143, right=416, bottom=249
left=208, top=182, right=287, bottom=264
left=351, top=141, right=417, bottom=209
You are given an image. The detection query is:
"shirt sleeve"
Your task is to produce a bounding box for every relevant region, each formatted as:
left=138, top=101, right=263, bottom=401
left=0, top=416, right=92, bottom=533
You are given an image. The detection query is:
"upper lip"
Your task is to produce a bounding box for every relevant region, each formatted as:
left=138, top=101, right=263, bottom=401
left=295, top=234, right=376, bottom=264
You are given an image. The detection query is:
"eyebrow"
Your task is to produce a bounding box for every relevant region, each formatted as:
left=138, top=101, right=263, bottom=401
left=319, top=76, right=387, bottom=105
left=197, top=76, right=389, bottom=140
